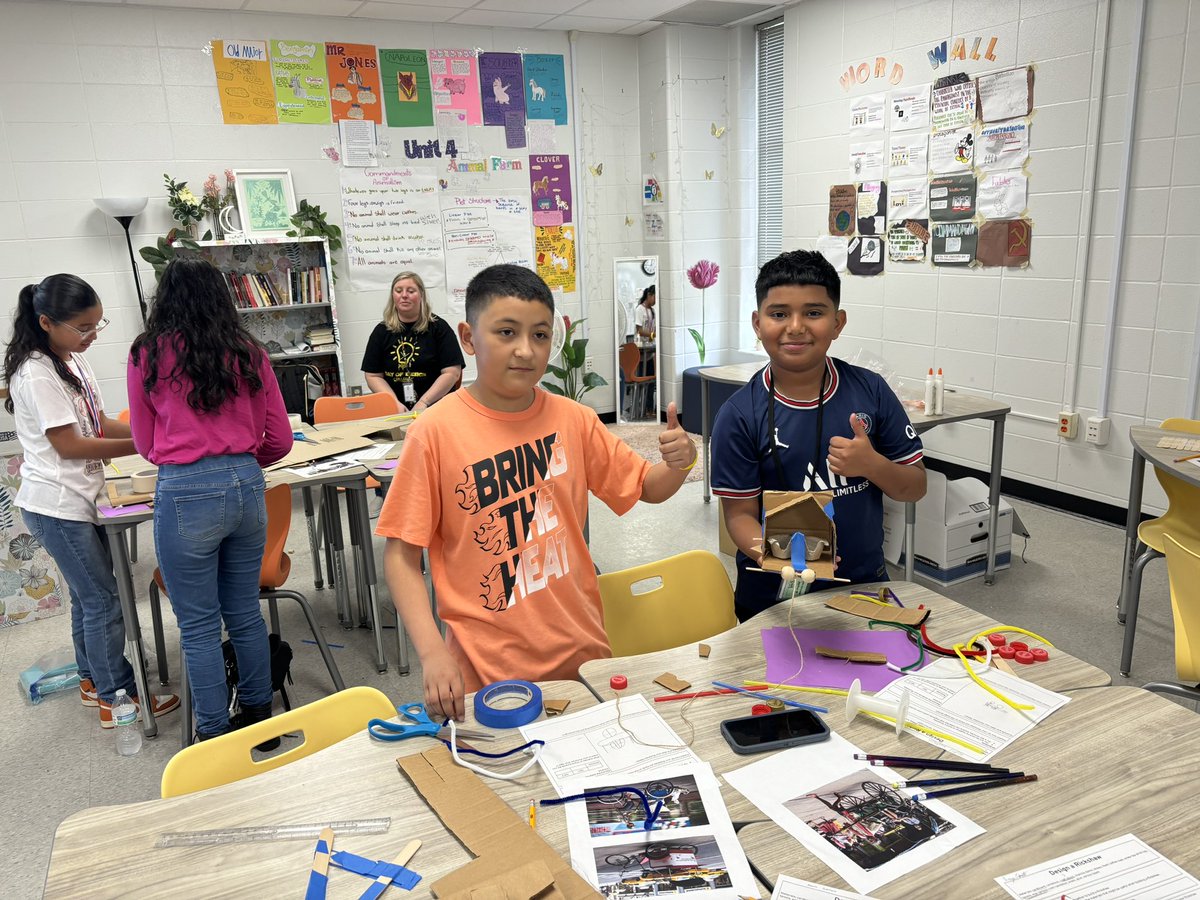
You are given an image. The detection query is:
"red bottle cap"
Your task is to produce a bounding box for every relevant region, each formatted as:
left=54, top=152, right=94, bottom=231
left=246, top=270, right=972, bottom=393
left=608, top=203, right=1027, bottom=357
left=1014, top=650, right=1035, bottom=665
left=997, top=645, right=1017, bottom=659
left=751, top=704, right=772, bottom=715
left=610, top=675, right=628, bottom=691
left=987, top=633, right=1007, bottom=647
left=1031, top=648, right=1049, bottom=662
left=1010, top=641, right=1029, bottom=652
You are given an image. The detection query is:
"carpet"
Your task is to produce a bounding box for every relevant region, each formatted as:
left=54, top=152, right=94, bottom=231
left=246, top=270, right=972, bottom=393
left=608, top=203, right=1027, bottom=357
left=606, top=423, right=706, bottom=484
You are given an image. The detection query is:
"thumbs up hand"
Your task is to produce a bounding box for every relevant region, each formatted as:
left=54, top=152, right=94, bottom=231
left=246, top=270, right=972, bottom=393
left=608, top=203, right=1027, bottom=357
left=659, top=402, right=697, bottom=470
left=827, top=412, right=878, bottom=479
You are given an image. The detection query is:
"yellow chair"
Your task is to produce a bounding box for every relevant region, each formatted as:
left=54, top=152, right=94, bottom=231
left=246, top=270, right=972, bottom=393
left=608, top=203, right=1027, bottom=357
left=161, top=686, right=396, bottom=798
left=1142, top=533, right=1200, bottom=703
left=1119, top=417, right=1200, bottom=676
left=599, top=550, right=737, bottom=657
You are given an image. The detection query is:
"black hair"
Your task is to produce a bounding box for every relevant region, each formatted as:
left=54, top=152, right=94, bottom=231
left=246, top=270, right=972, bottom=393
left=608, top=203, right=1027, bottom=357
left=638, top=285, right=656, bottom=306
left=464, top=264, right=554, bottom=325
left=131, top=256, right=263, bottom=413
left=754, top=249, right=841, bottom=309
left=3, top=274, right=99, bottom=414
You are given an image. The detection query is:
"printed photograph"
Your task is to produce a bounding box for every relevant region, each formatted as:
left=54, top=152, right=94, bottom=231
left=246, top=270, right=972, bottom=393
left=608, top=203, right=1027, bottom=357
left=593, top=836, right=731, bottom=897
left=585, top=775, right=708, bottom=837
left=783, top=770, right=954, bottom=871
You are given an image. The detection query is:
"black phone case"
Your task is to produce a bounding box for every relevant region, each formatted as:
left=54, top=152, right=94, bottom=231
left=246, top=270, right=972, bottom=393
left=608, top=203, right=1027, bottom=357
left=720, top=710, right=831, bottom=755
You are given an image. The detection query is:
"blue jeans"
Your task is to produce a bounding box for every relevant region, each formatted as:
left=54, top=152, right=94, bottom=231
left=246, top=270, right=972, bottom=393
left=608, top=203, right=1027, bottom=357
left=21, top=510, right=137, bottom=703
left=154, top=455, right=272, bottom=737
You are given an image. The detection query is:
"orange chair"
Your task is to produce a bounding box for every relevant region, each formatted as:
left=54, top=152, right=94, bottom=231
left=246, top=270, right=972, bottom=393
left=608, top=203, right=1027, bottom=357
left=313, top=392, right=402, bottom=424
left=619, top=342, right=655, bottom=420
left=117, top=408, right=130, bottom=424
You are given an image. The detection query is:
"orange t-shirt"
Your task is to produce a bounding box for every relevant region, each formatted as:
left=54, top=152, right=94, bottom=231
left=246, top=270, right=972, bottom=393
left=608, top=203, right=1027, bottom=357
left=376, top=388, right=652, bottom=691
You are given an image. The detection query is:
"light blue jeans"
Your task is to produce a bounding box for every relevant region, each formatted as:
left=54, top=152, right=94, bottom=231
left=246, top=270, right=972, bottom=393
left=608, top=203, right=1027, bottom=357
left=154, top=454, right=272, bottom=737
left=20, top=509, right=138, bottom=704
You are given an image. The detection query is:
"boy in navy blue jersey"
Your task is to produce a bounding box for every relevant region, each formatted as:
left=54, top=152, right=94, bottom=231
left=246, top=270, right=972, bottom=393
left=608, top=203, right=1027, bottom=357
left=711, top=250, right=927, bottom=621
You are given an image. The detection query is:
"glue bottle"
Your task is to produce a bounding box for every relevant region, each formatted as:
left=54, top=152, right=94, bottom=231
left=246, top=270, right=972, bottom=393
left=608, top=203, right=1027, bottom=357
left=934, top=368, right=945, bottom=415
left=923, top=368, right=935, bottom=414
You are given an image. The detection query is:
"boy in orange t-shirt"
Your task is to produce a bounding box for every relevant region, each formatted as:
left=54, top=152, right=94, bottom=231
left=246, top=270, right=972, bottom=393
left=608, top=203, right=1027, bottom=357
left=376, top=264, right=697, bottom=719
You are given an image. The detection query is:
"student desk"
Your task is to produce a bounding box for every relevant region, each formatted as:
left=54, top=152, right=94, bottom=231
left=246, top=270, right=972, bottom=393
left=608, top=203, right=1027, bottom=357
left=1117, top=425, right=1200, bottom=675
left=43, top=680, right=597, bottom=899
left=699, top=364, right=1011, bottom=583
left=578, top=580, right=1110, bottom=825
left=736, top=686, right=1200, bottom=897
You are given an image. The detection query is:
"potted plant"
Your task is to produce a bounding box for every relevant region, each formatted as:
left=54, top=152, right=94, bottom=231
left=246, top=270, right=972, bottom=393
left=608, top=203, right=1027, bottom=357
left=542, top=317, right=607, bottom=402
left=286, top=199, right=344, bottom=282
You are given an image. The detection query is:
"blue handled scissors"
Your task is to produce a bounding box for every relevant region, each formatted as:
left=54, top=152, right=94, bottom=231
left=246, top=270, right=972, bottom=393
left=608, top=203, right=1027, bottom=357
left=367, top=703, right=493, bottom=743
left=293, top=431, right=319, bottom=444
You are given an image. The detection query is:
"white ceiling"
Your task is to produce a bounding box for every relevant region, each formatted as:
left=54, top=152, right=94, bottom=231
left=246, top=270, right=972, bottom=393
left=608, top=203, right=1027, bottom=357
left=56, top=0, right=789, bottom=36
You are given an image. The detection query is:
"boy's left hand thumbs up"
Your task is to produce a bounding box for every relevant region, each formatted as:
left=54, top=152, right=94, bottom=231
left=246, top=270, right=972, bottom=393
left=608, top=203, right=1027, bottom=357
left=828, top=412, right=876, bottom=477
left=659, top=401, right=696, bottom=470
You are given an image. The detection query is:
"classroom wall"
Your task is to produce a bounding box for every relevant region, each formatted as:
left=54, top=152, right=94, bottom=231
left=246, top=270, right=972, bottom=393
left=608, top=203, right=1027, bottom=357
left=782, top=0, right=1200, bottom=513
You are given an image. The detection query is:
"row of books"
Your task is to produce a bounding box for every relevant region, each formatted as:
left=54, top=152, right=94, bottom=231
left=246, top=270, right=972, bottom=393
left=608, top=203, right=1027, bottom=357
left=305, top=324, right=337, bottom=352
left=224, top=267, right=325, bottom=309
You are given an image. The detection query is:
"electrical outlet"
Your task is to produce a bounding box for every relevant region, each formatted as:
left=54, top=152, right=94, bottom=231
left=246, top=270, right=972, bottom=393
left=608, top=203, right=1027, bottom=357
left=349, top=385, right=363, bottom=397
left=1058, top=411, right=1079, bottom=439
left=584, top=357, right=595, bottom=374
left=1086, top=416, right=1111, bottom=445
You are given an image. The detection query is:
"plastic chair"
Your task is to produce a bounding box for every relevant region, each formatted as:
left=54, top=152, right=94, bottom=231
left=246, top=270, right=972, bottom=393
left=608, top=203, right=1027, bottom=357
left=598, top=550, right=737, bottom=657
left=313, top=392, right=402, bottom=424
left=1119, top=417, right=1200, bottom=676
left=1142, top=533, right=1200, bottom=703
left=619, top=343, right=655, bottom=421
left=160, top=686, right=396, bottom=797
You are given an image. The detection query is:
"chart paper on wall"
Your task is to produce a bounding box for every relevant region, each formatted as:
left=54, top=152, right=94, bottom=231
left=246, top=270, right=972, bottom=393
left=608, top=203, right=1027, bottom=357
left=931, top=221, right=978, bottom=267
left=931, top=73, right=977, bottom=132
left=379, top=48, right=434, bottom=128
left=929, top=127, right=974, bottom=175
left=889, top=84, right=931, bottom=132
left=847, top=236, right=884, bottom=276
left=888, top=134, right=927, bottom=178
left=429, top=49, right=482, bottom=125
left=522, top=53, right=568, bottom=125
left=856, top=181, right=886, bottom=236
left=849, top=142, right=885, bottom=181
left=326, top=42, right=383, bottom=124
left=271, top=40, right=331, bottom=125
left=977, top=219, right=1031, bottom=267
left=887, top=219, right=929, bottom=262
left=529, top=155, right=572, bottom=226
left=441, top=192, right=535, bottom=321
left=212, top=40, right=277, bottom=126
left=479, top=52, right=526, bottom=127
left=977, top=169, right=1027, bottom=218
left=888, top=178, right=928, bottom=219
left=929, top=174, right=976, bottom=221
left=977, top=121, right=1029, bottom=171
left=816, top=235, right=848, bottom=272
left=850, top=93, right=885, bottom=133
left=977, top=66, right=1033, bottom=122
left=829, top=184, right=857, bottom=236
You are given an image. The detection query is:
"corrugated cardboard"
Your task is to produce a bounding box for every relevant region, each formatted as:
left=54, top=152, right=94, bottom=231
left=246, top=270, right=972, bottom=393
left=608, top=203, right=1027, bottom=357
left=757, top=491, right=839, bottom=580
left=263, top=426, right=377, bottom=471
left=824, top=594, right=929, bottom=627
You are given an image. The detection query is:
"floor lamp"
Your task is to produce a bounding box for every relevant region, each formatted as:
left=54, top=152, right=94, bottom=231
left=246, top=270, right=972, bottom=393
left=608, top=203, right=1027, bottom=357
left=93, top=197, right=149, bottom=325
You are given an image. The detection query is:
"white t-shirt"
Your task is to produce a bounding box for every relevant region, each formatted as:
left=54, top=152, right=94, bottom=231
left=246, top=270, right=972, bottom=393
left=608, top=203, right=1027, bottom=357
left=634, top=304, right=655, bottom=336
left=12, top=352, right=106, bottom=523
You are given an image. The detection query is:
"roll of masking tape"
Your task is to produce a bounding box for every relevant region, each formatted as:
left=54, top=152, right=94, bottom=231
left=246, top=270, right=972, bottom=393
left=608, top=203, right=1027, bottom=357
left=288, top=414, right=303, bottom=429
left=130, top=469, right=158, bottom=493
left=473, top=680, right=543, bottom=729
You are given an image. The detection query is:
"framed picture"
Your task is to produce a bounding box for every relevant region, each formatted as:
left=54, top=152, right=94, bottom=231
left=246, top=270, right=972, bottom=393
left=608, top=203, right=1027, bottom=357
left=232, top=169, right=297, bottom=238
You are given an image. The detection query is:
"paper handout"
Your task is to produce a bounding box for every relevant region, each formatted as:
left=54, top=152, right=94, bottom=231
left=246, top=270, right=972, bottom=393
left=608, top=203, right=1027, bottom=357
left=995, top=834, right=1198, bottom=899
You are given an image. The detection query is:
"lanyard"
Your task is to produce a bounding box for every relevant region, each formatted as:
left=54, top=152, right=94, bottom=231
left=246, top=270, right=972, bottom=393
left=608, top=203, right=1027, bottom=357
left=72, top=357, right=103, bottom=438
left=765, top=363, right=827, bottom=491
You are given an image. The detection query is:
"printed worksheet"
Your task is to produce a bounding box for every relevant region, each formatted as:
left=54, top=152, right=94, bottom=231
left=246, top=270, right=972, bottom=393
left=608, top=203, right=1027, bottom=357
left=772, top=875, right=879, bottom=900
left=996, top=834, right=1199, bottom=899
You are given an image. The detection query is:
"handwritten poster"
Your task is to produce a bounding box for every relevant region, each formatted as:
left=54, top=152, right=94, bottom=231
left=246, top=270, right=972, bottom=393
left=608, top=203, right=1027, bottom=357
left=270, top=40, right=330, bottom=124
left=440, top=193, right=535, bottom=320
left=212, top=40, right=277, bottom=125
left=977, top=66, right=1033, bottom=122
left=977, top=169, right=1027, bottom=218
left=528, top=155, right=572, bottom=226
left=889, top=178, right=929, bottom=219
left=379, top=48, right=433, bottom=128
left=890, top=84, right=930, bottom=132
left=931, top=73, right=976, bottom=132
left=829, top=184, right=856, bottom=235
left=479, top=52, right=525, bottom=128
left=534, top=224, right=576, bottom=293
left=430, top=49, right=482, bottom=126
left=325, top=42, right=382, bottom=124
left=816, top=235, right=848, bottom=272
left=977, top=219, right=1031, bottom=267
left=929, top=174, right=977, bottom=221
left=850, top=93, right=885, bottom=132
left=930, top=127, right=975, bottom=174
left=523, top=53, right=568, bottom=125
left=931, top=221, right=978, bottom=266
left=849, top=142, right=885, bottom=180
left=847, top=236, right=884, bottom=276
left=888, top=134, right=928, bottom=177
left=339, top=167, right=444, bottom=294
left=887, top=219, right=929, bottom=262
left=977, top=121, right=1029, bottom=171
left=857, top=181, right=887, bottom=236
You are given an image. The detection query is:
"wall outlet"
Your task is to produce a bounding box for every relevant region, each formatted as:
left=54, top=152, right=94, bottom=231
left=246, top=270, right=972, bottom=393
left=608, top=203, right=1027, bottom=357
left=1058, top=411, right=1079, bottom=439
left=1086, top=415, right=1111, bottom=445
left=584, top=357, right=595, bottom=374
left=349, top=385, right=363, bottom=397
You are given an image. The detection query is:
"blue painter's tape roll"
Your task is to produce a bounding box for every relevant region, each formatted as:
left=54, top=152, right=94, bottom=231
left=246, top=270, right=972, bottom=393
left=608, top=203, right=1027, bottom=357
left=473, top=680, right=543, bottom=729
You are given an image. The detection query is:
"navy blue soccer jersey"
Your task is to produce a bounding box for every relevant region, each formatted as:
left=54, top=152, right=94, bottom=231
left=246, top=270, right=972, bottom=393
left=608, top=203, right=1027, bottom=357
left=710, top=357, right=923, bottom=616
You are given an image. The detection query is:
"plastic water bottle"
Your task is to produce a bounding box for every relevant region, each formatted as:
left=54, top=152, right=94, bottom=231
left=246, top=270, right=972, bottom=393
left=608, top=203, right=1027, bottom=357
left=112, top=689, right=142, bottom=756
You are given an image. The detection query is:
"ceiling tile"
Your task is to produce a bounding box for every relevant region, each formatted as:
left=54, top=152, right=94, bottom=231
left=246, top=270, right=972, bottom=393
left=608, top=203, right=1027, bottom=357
left=540, top=14, right=641, bottom=32
left=450, top=9, right=558, bottom=27
left=567, top=0, right=682, bottom=19
left=472, top=0, right=584, bottom=13
left=353, top=2, right=461, bottom=21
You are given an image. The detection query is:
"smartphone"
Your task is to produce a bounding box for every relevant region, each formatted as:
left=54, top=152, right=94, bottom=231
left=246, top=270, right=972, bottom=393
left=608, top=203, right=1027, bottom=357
left=721, top=708, right=830, bottom=755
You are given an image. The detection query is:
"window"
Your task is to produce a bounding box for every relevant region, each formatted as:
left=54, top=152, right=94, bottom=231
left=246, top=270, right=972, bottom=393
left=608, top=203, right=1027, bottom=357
left=756, top=18, right=785, bottom=266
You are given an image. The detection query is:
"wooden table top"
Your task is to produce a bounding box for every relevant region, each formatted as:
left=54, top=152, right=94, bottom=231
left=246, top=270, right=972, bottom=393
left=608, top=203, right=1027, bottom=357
left=737, top=686, right=1200, bottom=898
left=44, top=681, right=596, bottom=899
left=1130, top=425, right=1200, bottom=489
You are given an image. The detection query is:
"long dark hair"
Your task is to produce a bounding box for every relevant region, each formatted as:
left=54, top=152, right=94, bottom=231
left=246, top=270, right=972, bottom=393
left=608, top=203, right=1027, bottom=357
left=638, top=286, right=656, bottom=306
left=3, top=274, right=99, bottom=414
left=131, top=256, right=263, bottom=413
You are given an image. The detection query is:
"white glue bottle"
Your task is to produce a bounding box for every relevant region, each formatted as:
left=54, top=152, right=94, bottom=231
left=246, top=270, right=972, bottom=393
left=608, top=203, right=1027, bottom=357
left=924, top=368, right=935, bottom=414
left=934, top=367, right=945, bottom=415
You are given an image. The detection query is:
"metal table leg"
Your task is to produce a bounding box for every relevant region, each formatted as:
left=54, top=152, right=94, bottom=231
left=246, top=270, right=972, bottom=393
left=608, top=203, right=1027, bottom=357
left=302, top=486, right=324, bottom=591
left=984, top=414, right=1006, bottom=584
left=346, top=480, right=389, bottom=674
left=1117, top=451, right=1146, bottom=624
left=904, top=499, right=916, bottom=583
left=321, top=484, right=353, bottom=630
left=702, top=377, right=711, bottom=503
left=107, top=524, right=157, bottom=738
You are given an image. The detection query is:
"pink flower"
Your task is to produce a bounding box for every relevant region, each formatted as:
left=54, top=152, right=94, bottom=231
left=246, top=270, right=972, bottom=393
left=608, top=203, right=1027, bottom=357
left=687, top=259, right=719, bottom=290
left=204, top=174, right=219, bottom=198
left=225, top=169, right=235, bottom=186
left=563, top=315, right=571, bottom=330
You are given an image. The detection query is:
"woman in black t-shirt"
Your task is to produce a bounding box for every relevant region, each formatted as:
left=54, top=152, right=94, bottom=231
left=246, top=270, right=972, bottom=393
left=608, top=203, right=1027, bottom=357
left=361, top=272, right=465, bottom=412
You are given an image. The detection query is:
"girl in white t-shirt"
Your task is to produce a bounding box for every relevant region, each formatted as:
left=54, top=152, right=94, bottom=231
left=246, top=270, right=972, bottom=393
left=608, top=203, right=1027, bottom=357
left=3, top=275, right=179, bottom=724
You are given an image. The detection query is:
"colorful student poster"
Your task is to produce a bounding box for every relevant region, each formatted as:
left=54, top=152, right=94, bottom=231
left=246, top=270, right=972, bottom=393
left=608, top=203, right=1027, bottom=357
left=978, top=169, right=1027, bottom=218
left=534, top=224, right=576, bottom=293
left=849, top=142, right=884, bottom=180
left=429, top=49, right=482, bottom=126
left=528, top=154, right=572, bottom=225
left=890, top=83, right=931, bottom=132
left=212, top=40, right=277, bottom=125
left=850, top=93, right=885, bottom=132
left=931, top=221, right=978, bottom=266
left=829, top=184, right=856, bottom=235
left=930, top=126, right=974, bottom=174
left=479, top=52, right=525, bottom=127
left=888, top=134, right=927, bottom=177
left=378, top=48, right=433, bottom=128
left=270, top=40, right=330, bottom=124
left=931, top=73, right=976, bottom=132
left=325, top=42, right=383, bottom=124
left=816, top=235, right=848, bottom=272
left=977, top=66, right=1033, bottom=122
left=929, top=174, right=976, bottom=221
left=977, top=121, right=1029, bottom=171
left=441, top=192, right=535, bottom=319
left=847, top=236, right=884, bottom=276
left=977, top=218, right=1032, bottom=267
left=887, top=219, right=929, bottom=262
left=523, top=53, right=568, bottom=125
left=889, top=177, right=929, bottom=219
left=857, top=181, right=886, bottom=236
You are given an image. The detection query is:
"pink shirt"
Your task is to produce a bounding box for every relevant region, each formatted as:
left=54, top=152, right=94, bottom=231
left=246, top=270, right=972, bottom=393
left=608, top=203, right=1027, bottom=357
left=127, top=341, right=293, bottom=467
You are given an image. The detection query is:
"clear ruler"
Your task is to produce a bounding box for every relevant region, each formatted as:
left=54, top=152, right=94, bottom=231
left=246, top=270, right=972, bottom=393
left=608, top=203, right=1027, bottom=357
left=155, top=817, right=391, bottom=848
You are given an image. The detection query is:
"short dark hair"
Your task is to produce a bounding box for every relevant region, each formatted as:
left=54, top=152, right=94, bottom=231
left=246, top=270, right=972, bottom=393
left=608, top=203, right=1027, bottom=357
left=755, top=250, right=840, bottom=308
left=465, top=264, right=554, bottom=324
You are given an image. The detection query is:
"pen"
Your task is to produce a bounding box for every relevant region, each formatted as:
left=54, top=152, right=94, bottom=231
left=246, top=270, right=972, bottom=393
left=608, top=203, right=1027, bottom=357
left=711, top=680, right=828, bottom=714
left=908, top=773, right=1037, bottom=800
left=1174, top=453, right=1200, bottom=463
left=892, top=771, right=1025, bottom=789
left=853, top=753, right=1009, bottom=774
left=654, top=689, right=738, bottom=702
left=528, top=800, right=536, bottom=829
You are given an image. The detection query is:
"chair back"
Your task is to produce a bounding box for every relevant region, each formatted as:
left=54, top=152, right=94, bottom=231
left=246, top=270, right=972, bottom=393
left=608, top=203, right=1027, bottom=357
left=313, top=392, right=401, bottom=424
left=1161, top=417, right=1200, bottom=435
left=259, top=484, right=293, bottom=590
left=599, top=550, right=737, bottom=657
left=618, top=343, right=642, bottom=381
left=1163, top=533, right=1200, bottom=684
left=160, top=686, right=397, bottom=797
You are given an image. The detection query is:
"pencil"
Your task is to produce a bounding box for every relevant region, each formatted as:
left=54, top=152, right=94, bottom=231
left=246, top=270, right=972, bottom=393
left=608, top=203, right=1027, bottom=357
left=892, top=771, right=1025, bottom=789
left=909, top=774, right=1037, bottom=800
left=528, top=799, right=536, bottom=829
left=853, top=753, right=1009, bottom=774
left=1174, top=453, right=1200, bottom=463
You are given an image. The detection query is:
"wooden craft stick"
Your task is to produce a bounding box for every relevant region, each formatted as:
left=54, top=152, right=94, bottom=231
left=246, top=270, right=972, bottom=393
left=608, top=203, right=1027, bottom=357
left=304, top=827, right=334, bottom=900
left=815, top=646, right=887, bottom=664
left=358, top=838, right=421, bottom=900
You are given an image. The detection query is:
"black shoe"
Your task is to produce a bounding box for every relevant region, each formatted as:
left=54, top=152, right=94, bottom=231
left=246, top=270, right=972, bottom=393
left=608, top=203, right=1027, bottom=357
left=193, top=726, right=230, bottom=744
left=231, top=702, right=281, bottom=751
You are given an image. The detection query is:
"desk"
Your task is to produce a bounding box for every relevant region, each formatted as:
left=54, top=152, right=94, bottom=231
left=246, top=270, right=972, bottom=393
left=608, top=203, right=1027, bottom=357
left=44, top=680, right=596, bottom=899
left=699, top=364, right=1011, bottom=583
left=737, top=687, right=1200, bottom=897
left=578, top=581, right=1109, bottom=824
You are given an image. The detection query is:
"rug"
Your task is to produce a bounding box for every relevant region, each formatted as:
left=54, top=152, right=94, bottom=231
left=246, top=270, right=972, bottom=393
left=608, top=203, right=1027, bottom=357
left=606, top=423, right=706, bottom=484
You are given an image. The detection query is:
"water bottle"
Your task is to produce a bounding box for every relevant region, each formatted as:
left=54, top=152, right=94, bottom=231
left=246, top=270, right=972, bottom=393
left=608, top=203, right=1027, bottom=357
left=112, top=689, right=142, bottom=756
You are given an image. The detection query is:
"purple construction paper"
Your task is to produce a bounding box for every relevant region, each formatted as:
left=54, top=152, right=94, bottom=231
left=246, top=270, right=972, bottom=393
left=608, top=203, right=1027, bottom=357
left=100, top=503, right=152, bottom=518
left=529, top=153, right=572, bottom=225
left=478, top=52, right=525, bottom=126
left=374, top=459, right=399, bottom=470
left=761, top=627, right=917, bottom=692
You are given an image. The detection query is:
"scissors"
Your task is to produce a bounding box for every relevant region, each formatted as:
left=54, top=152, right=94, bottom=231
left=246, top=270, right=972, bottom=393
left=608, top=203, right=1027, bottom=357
left=293, top=431, right=319, bottom=445
left=367, top=702, right=493, bottom=743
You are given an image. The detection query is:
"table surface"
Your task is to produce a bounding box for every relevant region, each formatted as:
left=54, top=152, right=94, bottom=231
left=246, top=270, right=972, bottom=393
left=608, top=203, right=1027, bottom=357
left=738, top=686, right=1200, bottom=898
left=1130, top=424, right=1200, bottom=489
left=44, top=681, right=597, bottom=899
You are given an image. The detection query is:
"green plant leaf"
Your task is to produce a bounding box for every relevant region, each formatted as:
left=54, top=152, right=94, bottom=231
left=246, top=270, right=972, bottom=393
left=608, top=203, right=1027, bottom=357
left=541, top=380, right=566, bottom=396
left=688, top=328, right=706, bottom=364
left=544, top=364, right=569, bottom=380
left=582, top=372, right=608, bottom=388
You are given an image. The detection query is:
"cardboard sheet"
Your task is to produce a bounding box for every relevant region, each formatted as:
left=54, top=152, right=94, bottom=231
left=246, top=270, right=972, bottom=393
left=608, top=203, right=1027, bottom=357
left=823, top=594, right=929, bottom=627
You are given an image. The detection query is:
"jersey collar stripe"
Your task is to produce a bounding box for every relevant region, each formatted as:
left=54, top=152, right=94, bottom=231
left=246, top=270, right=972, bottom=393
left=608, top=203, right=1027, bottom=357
left=713, top=487, right=762, bottom=499
left=892, top=450, right=924, bottom=465
left=760, top=358, right=839, bottom=410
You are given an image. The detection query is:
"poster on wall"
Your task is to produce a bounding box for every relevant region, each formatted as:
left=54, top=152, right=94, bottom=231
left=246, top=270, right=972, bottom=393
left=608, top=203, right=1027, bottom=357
left=534, top=224, right=576, bottom=293
left=929, top=127, right=974, bottom=174
left=887, top=219, right=929, bottom=262
left=430, top=49, right=482, bottom=126
left=977, top=218, right=1031, bottom=267
left=889, top=178, right=929, bottom=219
left=931, top=73, right=977, bottom=132
left=888, top=134, right=928, bottom=178
left=479, top=52, right=526, bottom=127
left=847, top=236, right=884, bottom=276
left=441, top=193, right=535, bottom=320
left=849, top=142, right=885, bottom=180
left=211, top=40, right=277, bottom=125
left=977, top=169, right=1028, bottom=218
left=850, top=93, right=885, bottom=132
left=643, top=175, right=664, bottom=205
left=931, top=221, right=978, bottom=266
left=929, top=174, right=976, bottom=221
left=816, top=235, right=848, bottom=272
left=857, top=181, right=887, bottom=236
left=522, top=53, right=568, bottom=125
left=528, top=155, right=572, bottom=226
left=270, top=40, right=331, bottom=124
left=977, top=66, right=1033, bottom=122
left=325, top=42, right=383, bottom=124
left=977, top=121, right=1029, bottom=171
left=890, top=83, right=931, bottom=132
left=643, top=211, right=665, bottom=240
left=437, top=109, right=469, bottom=148
left=378, top=48, right=434, bottom=128
left=829, top=184, right=856, bottom=235
left=339, top=166, right=445, bottom=295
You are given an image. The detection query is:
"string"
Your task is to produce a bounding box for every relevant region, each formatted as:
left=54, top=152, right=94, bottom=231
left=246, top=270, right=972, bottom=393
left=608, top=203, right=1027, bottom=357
left=613, top=691, right=687, bottom=751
